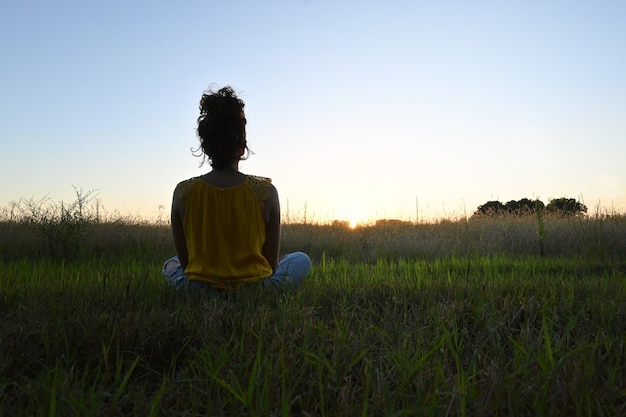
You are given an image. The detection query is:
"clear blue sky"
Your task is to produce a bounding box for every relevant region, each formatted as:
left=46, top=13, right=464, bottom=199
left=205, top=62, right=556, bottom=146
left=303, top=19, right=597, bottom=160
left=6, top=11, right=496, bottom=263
left=2, top=0, right=625, bottom=223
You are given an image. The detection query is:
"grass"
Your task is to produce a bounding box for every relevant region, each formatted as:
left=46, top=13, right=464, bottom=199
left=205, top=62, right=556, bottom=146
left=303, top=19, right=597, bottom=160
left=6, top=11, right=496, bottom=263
left=1, top=209, right=625, bottom=416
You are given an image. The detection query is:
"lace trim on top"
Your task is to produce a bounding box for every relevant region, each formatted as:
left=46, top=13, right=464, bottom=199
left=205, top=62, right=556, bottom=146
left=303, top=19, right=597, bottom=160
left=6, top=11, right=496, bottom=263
left=246, top=175, right=272, bottom=208
left=175, top=177, right=201, bottom=199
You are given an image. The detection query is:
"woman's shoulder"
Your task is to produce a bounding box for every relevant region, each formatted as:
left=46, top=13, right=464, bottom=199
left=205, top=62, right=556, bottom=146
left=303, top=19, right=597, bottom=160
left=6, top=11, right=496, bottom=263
left=174, top=176, right=202, bottom=198
left=245, top=175, right=275, bottom=202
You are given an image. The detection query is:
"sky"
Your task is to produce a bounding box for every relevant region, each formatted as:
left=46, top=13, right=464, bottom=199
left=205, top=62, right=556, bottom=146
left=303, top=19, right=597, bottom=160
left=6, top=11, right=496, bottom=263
left=1, top=0, right=625, bottom=224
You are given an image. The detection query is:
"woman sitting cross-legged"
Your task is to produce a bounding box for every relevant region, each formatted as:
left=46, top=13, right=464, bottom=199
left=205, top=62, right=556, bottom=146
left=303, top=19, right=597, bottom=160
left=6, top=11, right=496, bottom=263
left=162, top=85, right=311, bottom=290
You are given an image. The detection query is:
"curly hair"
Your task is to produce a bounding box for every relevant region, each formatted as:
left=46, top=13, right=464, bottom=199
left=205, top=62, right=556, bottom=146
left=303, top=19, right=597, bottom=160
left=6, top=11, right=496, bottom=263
left=193, top=85, right=249, bottom=168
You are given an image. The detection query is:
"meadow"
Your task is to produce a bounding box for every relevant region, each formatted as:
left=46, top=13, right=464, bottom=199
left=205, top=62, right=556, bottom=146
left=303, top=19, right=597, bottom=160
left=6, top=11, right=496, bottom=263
left=0, top=200, right=625, bottom=416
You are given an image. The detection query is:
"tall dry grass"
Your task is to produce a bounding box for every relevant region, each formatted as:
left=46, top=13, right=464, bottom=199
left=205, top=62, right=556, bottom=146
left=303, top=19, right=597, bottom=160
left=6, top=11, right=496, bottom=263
left=2, top=209, right=625, bottom=264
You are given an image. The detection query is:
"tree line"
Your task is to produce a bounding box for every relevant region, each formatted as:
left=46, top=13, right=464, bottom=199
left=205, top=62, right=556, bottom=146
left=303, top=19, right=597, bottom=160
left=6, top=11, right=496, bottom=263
left=473, top=197, right=587, bottom=217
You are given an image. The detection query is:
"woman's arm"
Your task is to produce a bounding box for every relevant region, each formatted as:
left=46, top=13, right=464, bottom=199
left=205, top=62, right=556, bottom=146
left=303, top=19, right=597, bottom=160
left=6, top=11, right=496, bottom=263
left=262, top=184, right=281, bottom=272
left=171, top=190, right=189, bottom=270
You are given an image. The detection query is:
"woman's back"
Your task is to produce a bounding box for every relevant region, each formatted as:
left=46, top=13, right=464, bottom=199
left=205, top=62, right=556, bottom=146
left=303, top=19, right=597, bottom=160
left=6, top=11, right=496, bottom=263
left=176, top=174, right=274, bottom=290
left=165, top=85, right=308, bottom=291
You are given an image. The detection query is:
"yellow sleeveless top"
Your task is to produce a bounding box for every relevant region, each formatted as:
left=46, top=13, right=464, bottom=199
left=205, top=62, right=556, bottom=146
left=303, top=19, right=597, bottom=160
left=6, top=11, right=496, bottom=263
left=175, top=175, right=273, bottom=290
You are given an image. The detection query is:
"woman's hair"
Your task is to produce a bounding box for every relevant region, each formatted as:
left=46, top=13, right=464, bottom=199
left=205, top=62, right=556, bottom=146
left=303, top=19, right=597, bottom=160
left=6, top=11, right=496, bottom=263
left=193, top=85, right=249, bottom=168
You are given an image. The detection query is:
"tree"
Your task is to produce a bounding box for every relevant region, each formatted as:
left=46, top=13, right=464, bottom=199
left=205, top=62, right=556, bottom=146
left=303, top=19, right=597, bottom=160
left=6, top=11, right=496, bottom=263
left=504, top=198, right=544, bottom=215
left=546, top=198, right=587, bottom=216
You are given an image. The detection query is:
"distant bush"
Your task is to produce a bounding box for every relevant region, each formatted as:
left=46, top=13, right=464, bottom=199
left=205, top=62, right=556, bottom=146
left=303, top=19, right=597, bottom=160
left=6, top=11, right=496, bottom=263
left=375, top=219, right=413, bottom=227
left=474, top=200, right=506, bottom=216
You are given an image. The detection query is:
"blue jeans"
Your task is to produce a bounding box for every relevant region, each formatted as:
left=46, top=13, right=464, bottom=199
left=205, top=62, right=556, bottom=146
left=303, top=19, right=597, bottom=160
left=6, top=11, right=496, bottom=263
left=162, top=252, right=312, bottom=290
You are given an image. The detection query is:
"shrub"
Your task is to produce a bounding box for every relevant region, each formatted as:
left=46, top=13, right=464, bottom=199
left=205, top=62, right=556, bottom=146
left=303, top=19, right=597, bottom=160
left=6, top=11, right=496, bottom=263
left=15, top=187, right=99, bottom=260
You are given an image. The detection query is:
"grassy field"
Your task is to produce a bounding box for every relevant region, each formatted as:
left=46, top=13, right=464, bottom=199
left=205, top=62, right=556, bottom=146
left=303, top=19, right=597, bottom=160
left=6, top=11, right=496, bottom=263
left=1, top=209, right=625, bottom=416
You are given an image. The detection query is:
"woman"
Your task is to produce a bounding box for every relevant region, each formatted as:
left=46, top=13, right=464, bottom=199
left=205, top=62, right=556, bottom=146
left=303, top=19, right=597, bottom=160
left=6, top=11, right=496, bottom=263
left=162, top=85, right=311, bottom=290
